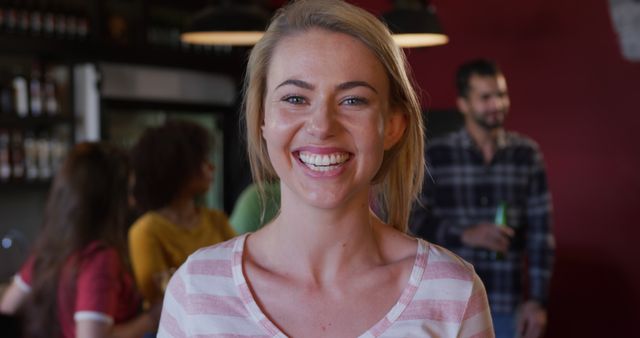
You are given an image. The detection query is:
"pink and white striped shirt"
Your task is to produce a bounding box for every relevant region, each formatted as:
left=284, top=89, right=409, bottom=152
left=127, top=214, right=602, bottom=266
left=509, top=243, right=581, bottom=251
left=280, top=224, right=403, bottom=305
left=158, top=234, right=494, bottom=338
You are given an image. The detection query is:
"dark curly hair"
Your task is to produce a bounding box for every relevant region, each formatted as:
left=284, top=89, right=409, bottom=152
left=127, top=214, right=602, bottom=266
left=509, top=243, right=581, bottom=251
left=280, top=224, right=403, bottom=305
left=131, top=120, right=211, bottom=212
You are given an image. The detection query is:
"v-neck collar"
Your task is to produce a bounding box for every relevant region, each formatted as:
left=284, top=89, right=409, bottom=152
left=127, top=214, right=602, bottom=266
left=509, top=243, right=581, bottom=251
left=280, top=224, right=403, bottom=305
left=231, top=233, right=429, bottom=338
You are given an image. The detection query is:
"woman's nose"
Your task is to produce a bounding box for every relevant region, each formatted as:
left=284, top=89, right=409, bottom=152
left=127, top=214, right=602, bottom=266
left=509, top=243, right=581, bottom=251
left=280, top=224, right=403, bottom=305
left=305, top=102, right=336, bottom=138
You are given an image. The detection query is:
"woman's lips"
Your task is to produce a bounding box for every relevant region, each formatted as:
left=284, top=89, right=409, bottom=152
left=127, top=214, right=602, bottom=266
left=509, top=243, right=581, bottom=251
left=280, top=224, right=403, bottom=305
left=294, top=150, right=352, bottom=173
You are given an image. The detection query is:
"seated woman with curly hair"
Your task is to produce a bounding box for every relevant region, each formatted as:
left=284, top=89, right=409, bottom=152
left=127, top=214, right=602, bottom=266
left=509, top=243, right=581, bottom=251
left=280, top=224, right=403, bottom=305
left=128, top=120, right=235, bottom=311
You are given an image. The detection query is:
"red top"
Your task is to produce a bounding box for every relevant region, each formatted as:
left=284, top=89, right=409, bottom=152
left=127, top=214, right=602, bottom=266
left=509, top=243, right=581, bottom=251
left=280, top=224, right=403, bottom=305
left=19, top=241, right=141, bottom=338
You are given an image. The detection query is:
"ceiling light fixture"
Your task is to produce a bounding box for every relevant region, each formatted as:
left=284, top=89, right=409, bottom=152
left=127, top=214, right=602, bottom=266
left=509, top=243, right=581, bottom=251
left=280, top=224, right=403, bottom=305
left=181, top=1, right=270, bottom=46
left=382, top=0, right=449, bottom=48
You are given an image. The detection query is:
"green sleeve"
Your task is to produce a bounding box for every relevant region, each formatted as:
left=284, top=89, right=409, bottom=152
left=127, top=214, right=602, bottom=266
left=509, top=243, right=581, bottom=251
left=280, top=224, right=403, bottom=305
left=229, top=185, right=263, bottom=234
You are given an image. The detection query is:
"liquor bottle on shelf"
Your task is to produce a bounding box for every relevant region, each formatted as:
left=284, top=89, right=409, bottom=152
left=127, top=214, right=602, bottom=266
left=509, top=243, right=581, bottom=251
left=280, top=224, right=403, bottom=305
left=65, top=3, right=77, bottom=39
left=5, top=0, right=18, bottom=33
left=0, top=71, right=14, bottom=114
left=29, top=0, right=43, bottom=36
left=24, top=131, right=38, bottom=180
left=76, top=8, right=89, bottom=40
left=54, top=1, right=66, bottom=38
left=42, top=0, right=55, bottom=37
left=36, top=132, right=51, bottom=179
left=43, top=66, right=58, bottom=115
left=0, top=129, right=10, bottom=181
left=11, top=69, right=28, bottom=117
left=9, top=129, right=24, bottom=180
left=16, top=0, right=30, bottom=34
left=50, top=133, right=67, bottom=174
left=29, top=61, right=43, bottom=117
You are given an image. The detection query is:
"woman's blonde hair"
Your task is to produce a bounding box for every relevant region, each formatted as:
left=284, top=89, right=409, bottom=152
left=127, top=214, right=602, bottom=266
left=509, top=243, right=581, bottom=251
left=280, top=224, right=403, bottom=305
left=242, top=0, right=424, bottom=232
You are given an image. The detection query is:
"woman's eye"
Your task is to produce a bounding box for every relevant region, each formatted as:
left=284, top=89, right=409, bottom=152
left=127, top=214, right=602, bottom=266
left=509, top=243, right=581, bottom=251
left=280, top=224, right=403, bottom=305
left=282, top=96, right=306, bottom=105
left=342, top=97, right=368, bottom=106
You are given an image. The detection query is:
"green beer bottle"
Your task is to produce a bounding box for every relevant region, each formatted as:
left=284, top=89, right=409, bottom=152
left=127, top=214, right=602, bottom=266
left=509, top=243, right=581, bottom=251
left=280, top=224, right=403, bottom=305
left=492, top=201, right=508, bottom=260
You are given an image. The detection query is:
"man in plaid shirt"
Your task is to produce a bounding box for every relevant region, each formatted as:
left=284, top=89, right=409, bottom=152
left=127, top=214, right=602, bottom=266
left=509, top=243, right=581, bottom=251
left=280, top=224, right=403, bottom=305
left=410, top=59, right=555, bottom=338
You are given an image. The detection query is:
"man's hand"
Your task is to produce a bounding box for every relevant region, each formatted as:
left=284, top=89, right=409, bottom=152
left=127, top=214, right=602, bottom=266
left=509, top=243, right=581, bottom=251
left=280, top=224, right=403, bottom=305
left=518, top=300, right=547, bottom=338
left=461, top=222, right=514, bottom=252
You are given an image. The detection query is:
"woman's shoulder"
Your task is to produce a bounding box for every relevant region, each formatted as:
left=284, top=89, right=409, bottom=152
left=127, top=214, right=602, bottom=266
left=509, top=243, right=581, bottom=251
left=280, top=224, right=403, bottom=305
left=72, top=241, right=128, bottom=279
left=203, top=207, right=230, bottom=222
left=388, top=240, right=491, bottom=336
left=129, top=211, right=166, bottom=234
left=78, top=241, right=124, bottom=264
left=184, top=235, right=242, bottom=266
left=173, top=236, right=244, bottom=293
left=408, top=239, right=483, bottom=318
left=419, top=239, right=477, bottom=282
left=80, top=240, right=118, bottom=258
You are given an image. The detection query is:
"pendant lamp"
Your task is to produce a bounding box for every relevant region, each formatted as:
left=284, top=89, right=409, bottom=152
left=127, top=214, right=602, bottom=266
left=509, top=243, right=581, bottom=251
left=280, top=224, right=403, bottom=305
left=382, top=0, right=448, bottom=48
left=180, top=1, right=270, bottom=46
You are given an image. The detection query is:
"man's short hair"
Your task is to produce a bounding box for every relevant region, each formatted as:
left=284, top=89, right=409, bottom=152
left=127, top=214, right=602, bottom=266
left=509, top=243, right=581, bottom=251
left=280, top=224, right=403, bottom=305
left=456, top=58, right=503, bottom=98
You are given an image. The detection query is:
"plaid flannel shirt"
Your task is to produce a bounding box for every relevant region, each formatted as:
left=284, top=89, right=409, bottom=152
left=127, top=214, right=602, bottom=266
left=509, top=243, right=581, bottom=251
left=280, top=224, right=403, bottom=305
left=410, top=128, right=555, bottom=313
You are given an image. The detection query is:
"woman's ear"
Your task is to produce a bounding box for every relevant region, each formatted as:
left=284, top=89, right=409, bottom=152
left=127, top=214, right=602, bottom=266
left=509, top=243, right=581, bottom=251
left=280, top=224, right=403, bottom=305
left=383, top=110, right=407, bottom=150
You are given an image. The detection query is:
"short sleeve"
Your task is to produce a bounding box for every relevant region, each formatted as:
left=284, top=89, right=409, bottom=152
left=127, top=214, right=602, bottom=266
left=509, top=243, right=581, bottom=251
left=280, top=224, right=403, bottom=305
left=15, top=255, right=35, bottom=292
left=458, top=274, right=494, bottom=338
left=74, top=248, right=123, bottom=325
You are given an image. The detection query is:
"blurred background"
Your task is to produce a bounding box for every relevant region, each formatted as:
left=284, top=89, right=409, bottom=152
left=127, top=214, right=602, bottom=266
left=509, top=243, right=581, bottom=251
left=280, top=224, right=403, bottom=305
left=0, top=1, right=638, bottom=336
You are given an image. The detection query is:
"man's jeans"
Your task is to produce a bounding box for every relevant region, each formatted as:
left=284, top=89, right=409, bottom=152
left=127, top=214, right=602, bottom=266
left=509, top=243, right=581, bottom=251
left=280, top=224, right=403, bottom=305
left=492, top=311, right=517, bottom=338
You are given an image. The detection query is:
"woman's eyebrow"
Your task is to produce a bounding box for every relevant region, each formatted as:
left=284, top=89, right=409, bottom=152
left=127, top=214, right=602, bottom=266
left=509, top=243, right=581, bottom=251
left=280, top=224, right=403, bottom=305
left=275, top=79, right=377, bottom=94
left=336, top=81, right=377, bottom=93
left=276, top=79, right=314, bottom=90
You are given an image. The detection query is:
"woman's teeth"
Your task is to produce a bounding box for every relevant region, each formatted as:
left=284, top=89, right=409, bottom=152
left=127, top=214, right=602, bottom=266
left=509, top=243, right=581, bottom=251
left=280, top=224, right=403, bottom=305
left=298, top=152, right=349, bottom=171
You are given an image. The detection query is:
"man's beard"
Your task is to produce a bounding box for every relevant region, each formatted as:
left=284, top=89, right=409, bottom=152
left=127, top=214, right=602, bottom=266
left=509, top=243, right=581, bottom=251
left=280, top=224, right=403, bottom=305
left=473, top=112, right=505, bottom=130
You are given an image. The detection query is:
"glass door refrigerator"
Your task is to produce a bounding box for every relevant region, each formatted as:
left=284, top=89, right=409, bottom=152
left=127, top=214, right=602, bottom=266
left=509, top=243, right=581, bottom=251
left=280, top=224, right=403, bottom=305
left=74, top=62, right=240, bottom=212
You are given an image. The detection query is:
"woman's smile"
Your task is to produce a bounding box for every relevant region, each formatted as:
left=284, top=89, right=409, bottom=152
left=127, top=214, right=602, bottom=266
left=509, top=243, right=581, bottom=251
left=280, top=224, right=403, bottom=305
left=295, top=150, right=352, bottom=173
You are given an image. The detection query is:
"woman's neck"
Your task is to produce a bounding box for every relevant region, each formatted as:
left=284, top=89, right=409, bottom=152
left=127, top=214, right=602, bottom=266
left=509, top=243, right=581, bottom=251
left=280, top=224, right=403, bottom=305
left=252, top=191, right=385, bottom=284
left=157, top=198, right=199, bottom=229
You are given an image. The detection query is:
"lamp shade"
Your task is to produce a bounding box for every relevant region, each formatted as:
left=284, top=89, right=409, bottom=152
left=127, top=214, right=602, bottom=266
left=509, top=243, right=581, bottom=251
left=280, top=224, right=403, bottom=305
left=382, top=6, right=448, bottom=48
left=181, top=5, right=270, bottom=46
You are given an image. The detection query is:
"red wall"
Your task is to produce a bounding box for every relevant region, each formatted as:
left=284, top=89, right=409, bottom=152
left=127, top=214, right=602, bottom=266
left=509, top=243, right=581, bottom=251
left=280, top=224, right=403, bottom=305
left=350, top=0, right=640, bottom=336
left=272, top=0, right=640, bottom=335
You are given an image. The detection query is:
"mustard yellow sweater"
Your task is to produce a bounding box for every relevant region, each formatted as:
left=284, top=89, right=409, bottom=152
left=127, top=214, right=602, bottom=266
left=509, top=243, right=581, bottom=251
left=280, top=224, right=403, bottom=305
left=128, top=209, right=236, bottom=306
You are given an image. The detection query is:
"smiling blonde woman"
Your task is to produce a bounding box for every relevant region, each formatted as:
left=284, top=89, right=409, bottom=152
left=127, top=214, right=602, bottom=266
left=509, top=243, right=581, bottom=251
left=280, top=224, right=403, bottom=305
left=158, top=1, right=494, bottom=337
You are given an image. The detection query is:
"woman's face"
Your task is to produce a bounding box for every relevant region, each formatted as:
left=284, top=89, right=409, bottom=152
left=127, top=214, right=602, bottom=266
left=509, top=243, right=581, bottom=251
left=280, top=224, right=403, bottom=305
left=186, top=159, right=214, bottom=197
left=262, top=28, right=405, bottom=209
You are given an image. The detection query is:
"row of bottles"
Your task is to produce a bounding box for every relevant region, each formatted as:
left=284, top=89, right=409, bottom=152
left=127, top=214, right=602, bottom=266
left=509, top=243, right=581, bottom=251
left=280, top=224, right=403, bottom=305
left=1, top=0, right=234, bottom=55
left=0, top=128, right=68, bottom=182
left=0, top=0, right=90, bottom=40
left=0, top=61, right=61, bottom=117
